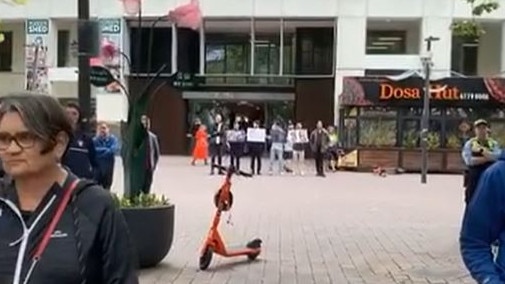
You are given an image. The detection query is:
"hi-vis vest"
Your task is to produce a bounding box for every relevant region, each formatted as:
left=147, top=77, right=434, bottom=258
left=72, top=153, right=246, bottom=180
left=469, top=137, right=498, bottom=157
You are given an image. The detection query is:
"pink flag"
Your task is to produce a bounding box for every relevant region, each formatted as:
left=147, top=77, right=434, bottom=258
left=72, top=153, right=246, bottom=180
left=89, top=57, right=103, bottom=66
left=168, top=0, right=202, bottom=30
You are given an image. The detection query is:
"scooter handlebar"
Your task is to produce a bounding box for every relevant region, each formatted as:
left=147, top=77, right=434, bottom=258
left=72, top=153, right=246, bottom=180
left=211, top=164, right=253, bottom=178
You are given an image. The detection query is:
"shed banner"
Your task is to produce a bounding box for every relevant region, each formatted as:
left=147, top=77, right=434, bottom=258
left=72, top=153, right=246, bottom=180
left=339, top=76, right=505, bottom=107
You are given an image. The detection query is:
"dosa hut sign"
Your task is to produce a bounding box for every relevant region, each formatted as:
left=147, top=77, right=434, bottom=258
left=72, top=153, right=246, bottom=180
left=339, top=76, right=505, bottom=107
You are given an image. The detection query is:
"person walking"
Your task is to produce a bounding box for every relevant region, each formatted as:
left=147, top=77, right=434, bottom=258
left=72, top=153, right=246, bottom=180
left=0, top=94, right=138, bottom=284
left=268, top=121, right=286, bottom=175
left=227, top=121, right=246, bottom=171
left=62, top=102, right=98, bottom=181
left=248, top=120, right=264, bottom=175
left=292, top=122, right=307, bottom=176
left=461, top=119, right=500, bottom=205
left=191, top=124, right=209, bottom=166
left=209, top=114, right=226, bottom=175
left=310, top=120, right=329, bottom=177
left=93, top=122, right=119, bottom=190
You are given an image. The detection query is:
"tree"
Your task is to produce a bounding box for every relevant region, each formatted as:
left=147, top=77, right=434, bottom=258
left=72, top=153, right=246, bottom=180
left=451, top=0, right=500, bottom=38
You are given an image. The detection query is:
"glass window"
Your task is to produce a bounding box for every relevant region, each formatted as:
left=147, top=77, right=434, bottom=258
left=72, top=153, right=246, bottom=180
left=0, top=31, right=13, bottom=71
left=342, top=118, right=357, bottom=147
left=401, top=119, right=419, bottom=148
left=401, top=107, right=441, bottom=117
left=490, top=121, right=505, bottom=146
left=445, top=119, right=471, bottom=149
left=57, top=30, right=70, bottom=67
left=360, top=107, right=396, bottom=117
left=366, top=31, right=406, bottom=55
left=358, top=118, right=396, bottom=147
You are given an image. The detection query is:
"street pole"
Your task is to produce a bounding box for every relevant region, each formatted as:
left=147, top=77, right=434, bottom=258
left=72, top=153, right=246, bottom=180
left=77, top=0, right=91, bottom=133
left=420, top=36, right=439, bottom=184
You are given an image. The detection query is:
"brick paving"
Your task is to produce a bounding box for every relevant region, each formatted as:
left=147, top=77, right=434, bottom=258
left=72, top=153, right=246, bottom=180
left=111, top=157, right=474, bottom=284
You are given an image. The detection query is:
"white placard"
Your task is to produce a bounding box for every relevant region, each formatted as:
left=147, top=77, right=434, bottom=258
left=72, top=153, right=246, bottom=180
left=246, top=128, right=266, bottom=142
left=292, top=129, right=309, bottom=143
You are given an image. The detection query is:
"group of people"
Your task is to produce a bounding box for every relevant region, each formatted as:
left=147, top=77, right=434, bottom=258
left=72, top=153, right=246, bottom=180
left=0, top=93, right=139, bottom=283
left=190, top=114, right=342, bottom=177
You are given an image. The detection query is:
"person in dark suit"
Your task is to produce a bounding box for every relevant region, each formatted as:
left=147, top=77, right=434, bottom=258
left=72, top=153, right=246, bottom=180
left=209, top=114, right=226, bottom=175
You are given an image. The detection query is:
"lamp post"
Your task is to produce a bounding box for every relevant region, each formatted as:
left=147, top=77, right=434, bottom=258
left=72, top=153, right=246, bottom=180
left=77, top=0, right=91, bottom=132
left=420, top=36, right=440, bottom=184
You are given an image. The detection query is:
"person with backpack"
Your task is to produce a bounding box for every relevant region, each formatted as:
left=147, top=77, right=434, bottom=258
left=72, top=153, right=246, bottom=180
left=0, top=94, right=138, bottom=284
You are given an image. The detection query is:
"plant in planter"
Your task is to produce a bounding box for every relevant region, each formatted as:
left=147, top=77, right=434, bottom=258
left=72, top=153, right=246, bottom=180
left=451, top=0, right=499, bottom=39
left=402, top=129, right=419, bottom=149
left=446, top=134, right=462, bottom=149
left=426, top=132, right=441, bottom=150
left=112, top=194, right=174, bottom=268
left=102, top=0, right=199, bottom=268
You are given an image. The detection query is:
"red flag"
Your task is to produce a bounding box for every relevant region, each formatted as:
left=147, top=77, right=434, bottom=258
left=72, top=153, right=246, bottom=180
left=168, top=0, right=202, bottom=30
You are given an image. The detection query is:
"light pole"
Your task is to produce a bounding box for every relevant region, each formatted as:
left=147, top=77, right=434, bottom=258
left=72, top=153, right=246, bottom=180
left=420, top=36, right=440, bottom=184
left=77, top=0, right=91, bottom=132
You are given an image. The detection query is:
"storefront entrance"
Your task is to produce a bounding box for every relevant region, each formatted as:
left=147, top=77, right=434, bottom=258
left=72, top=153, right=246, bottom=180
left=184, top=91, right=295, bottom=130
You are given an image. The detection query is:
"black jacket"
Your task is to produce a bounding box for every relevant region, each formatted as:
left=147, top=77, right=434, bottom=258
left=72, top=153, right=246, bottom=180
left=62, top=130, right=98, bottom=180
left=0, top=174, right=139, bottom=284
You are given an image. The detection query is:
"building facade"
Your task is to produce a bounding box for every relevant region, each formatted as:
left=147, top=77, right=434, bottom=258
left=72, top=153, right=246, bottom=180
left=1, top=0, right=505, bottom=154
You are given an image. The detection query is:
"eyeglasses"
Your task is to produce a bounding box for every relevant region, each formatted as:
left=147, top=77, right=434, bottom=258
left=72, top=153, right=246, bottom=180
left=0, top=131, right=38, bottom=151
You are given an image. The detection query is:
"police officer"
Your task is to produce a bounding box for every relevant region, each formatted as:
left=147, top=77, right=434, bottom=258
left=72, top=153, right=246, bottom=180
left=461, top=119, right=501, bottom=205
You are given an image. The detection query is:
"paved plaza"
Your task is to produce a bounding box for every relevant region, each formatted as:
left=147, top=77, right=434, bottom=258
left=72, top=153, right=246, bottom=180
left=112, top=157, right=474, bottom=284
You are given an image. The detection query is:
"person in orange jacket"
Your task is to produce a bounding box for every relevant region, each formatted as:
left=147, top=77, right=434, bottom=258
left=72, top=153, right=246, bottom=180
left=192, top=124, right=209, bottom=165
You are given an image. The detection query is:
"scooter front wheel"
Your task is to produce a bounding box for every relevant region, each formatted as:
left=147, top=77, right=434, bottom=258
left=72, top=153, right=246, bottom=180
left=199, top=247, right=213, bottom=270
left=246, top=238, right=262, bottom=261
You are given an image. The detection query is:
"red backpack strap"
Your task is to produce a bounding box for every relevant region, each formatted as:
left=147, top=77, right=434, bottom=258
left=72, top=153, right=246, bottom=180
left=32, top=178, right=81, bottom=260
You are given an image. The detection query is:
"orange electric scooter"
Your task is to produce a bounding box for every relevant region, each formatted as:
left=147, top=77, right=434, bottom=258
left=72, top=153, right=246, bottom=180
left=198, top=164, right=262, bottom=270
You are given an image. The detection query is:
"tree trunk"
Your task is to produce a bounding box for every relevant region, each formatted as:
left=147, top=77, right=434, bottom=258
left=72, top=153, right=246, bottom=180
left=121, top=93, right=150, bottom=198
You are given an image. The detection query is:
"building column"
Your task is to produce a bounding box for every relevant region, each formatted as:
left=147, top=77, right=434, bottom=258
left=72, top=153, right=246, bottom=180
left=420, top=17, right=452, bottom=79
left=334, top=16, right=366, bottom=124
left=25, top=19, right=56, bottom=94
left=500, top=21, right=505, bottom=75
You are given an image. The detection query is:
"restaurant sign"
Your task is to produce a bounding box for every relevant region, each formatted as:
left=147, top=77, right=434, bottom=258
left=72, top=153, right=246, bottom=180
left=339, top=76, right=505, bottom=107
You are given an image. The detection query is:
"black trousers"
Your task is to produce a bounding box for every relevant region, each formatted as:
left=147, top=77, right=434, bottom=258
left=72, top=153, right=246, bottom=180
left=314, top=149, right=324, bottom=175
left=250, top=154, right=261, bottom=174
left=230, top=155, right=241, bottom=171
left=142, top=169, right=153, bottom=194
left=99, top=167, right=114, bottom=190
left=210, top=143, right=224, bottom=173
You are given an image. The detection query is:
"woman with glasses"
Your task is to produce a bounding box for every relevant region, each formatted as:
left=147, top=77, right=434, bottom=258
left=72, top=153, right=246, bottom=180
left=0, top=94, right=138, bottom=284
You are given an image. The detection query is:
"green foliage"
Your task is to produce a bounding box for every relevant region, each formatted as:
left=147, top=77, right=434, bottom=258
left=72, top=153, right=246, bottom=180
left=402, top=129, right=418, bottom=149
left=451, top=0, right=500, bottom=38
left=359, top=119, right=396, bottom=147
left=446, top=134, right=462, bottom=149
left=426, top=132, right=441, bottom=150
left=112, top=193, right=170, bottom=208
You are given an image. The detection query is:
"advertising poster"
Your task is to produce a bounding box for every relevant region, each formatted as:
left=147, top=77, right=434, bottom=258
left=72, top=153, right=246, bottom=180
left=25, top=19, right=49, bottom=93
left=96, top=18, right=123, bottom=93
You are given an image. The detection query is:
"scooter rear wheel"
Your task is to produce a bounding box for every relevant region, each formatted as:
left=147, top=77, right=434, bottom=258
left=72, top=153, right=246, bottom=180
left=199, top=247, right=213, bottom=270
left=246, top=238, right=262, bottom=261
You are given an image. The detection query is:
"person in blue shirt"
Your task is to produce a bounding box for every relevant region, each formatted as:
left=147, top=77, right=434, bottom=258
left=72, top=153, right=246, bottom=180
left=461, top=119, right=501, bottom=205
left=61, top=103, right=98, bottom=180
left=460, top=151, right=505, bottom=283
left=93, top=122, right=119, bottom=190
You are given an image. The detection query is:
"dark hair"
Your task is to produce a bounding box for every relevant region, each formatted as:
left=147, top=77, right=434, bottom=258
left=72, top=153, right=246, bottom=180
left=0, top=93, right=74, bottom=154
left=65, top=102, right=81, bottom=121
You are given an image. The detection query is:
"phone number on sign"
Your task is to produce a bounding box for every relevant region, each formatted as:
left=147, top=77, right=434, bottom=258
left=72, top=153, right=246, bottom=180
left=459, top=93, right=489, bottom=100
